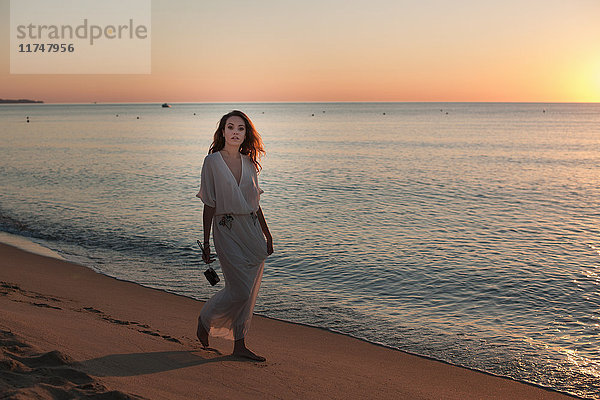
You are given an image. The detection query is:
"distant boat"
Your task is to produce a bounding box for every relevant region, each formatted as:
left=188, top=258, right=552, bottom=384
left=161, top=103, right=171, bottom=108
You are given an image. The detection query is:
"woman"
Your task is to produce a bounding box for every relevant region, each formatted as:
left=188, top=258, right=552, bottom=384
left=196, top=110, right=273, bottom=362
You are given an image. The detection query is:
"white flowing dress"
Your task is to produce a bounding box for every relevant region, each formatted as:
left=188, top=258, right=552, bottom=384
left=196, top=151, right=269, bottom=340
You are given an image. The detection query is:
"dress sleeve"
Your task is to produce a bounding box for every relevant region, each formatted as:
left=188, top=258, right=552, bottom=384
left=197, top=156, right=216, bottom=207
left=255, top=164, right=264, bottom=195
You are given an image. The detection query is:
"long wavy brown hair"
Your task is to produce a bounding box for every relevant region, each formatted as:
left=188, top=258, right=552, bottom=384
left=208, top=110, right=265, bottom=172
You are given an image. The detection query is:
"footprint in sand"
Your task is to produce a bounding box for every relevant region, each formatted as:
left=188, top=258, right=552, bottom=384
left=80, top=307, right=182, bottom=344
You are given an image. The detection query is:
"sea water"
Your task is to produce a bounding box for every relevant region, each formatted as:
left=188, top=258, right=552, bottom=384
left=0, top=102, right=598, bottom=398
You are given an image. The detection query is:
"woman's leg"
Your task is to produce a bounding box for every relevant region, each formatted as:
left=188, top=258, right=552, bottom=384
left=196, top=316, right=209, bottom=348
left=206, top=214, right=267, bottom=359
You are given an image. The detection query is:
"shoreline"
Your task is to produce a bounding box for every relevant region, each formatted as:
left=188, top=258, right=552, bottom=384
left=0, top=232, right=577, bottom=395
left=0, top=240, right=581, bottom=399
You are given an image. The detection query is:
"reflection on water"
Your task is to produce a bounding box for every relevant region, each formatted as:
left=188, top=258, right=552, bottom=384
left=0, top=102, right=599, bottom=398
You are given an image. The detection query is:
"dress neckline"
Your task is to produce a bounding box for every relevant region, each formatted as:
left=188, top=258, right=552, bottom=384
left=217, top=151, right=243, bottom=187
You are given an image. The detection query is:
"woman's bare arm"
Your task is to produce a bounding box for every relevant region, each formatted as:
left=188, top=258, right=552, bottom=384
left=202, top=204, right=216, bottom=263
left=256, top=206, right=273, bottom=255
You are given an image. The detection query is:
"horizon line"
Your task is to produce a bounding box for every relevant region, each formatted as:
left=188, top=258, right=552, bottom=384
left=3, top=100, right=600, bottom=105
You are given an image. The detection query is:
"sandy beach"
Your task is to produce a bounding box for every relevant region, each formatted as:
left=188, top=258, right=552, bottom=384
left=0, top=242, right=579, bottom=399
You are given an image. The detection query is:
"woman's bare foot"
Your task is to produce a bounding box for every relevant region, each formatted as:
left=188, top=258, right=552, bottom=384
left=233, top=338, right=265, bottom=361
left=196, top=317, right=209, bottom=348
left=232, top=347, right=266, bottom=362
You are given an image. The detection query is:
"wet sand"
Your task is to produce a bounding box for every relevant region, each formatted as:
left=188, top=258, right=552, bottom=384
left=0, top=243, right=578, bottom=399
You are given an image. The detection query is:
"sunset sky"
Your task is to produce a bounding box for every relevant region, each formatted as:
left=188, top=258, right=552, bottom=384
left=1, top=0, right=599, bottom=103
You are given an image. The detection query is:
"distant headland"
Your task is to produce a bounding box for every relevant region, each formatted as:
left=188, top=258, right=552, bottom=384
left=0, top=99, right=44, bottom=104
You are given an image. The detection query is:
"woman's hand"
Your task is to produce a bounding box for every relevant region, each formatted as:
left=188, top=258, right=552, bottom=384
left=200, top=242, right=215, bottom=264
left=266, top=237, right=274, bottom=255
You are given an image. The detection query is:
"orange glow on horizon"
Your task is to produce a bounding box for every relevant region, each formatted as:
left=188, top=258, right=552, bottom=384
left=1, top=0, right=599, bottom=103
